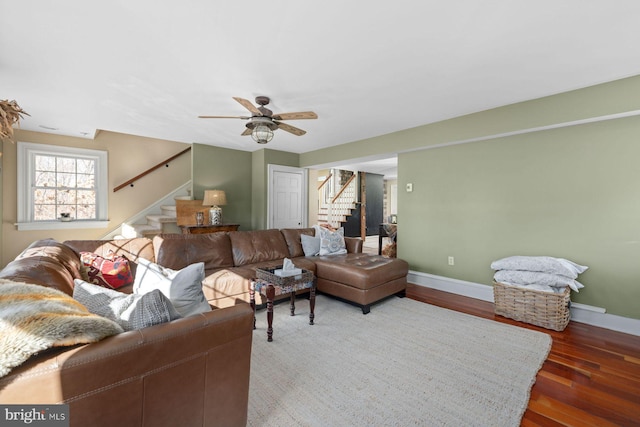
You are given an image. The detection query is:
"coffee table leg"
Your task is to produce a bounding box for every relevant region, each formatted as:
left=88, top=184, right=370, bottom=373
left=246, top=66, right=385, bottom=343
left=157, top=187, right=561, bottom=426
left=309, top=282, right=316, bottom=325
left=266, top=284, right=275, bottom=342
left=249, top=286, right=256, bottom=330
left=290, top=292, right=296, bottom=316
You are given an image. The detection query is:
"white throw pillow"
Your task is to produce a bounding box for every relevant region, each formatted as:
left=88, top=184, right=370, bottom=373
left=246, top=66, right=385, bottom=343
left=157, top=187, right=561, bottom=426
left=315, top=225, right=347, bottom=256
left=301, top=234, right=321, bottom=256
left=133, top=259, right=211, bottom=317
left=73, top=279, right=182, bottom=331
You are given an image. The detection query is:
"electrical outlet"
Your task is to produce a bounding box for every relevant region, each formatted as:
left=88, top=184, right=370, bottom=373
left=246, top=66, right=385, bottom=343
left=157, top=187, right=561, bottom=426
left=448, top=256, right=455, bottom=266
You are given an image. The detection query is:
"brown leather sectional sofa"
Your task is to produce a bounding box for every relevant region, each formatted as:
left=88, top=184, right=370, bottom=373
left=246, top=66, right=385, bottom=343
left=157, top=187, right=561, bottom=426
left=0, top=227, right=408, bottom=426
left=0, top=238, right=253, bottom=427
left=150, top=227, right=408, bottom=313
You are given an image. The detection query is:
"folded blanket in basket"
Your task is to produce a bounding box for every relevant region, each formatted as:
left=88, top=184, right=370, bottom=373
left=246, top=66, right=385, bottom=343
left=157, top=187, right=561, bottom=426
left=494, top=270, right=584, bottom=292
left=494, top=281, right=563, bottom=293
left=490, top=256, right=588, bottom=279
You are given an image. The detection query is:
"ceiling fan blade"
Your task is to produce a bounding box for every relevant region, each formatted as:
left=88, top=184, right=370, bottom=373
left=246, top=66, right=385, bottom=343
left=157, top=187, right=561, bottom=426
left=272, top=111, right=318, bottom=120
left=233, top=97, right=262, bottom=116
left=275, top=121, right=306, bottom=136
left=198, top=115, right=250, bottom=119
left=241, top=127, right=253, bottom=136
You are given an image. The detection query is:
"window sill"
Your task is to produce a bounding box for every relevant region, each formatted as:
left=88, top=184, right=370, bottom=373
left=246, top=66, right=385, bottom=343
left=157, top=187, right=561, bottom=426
left=15, top=220, right=110, bottom=231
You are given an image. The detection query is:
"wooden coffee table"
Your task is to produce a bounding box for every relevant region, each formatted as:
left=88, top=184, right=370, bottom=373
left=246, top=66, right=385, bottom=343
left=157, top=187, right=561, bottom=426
left=250, top=266, right=316, bottom=342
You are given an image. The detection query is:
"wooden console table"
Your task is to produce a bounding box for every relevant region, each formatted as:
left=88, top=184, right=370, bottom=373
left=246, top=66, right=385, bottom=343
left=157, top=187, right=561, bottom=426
left=180, top=224, right=239, bottom=234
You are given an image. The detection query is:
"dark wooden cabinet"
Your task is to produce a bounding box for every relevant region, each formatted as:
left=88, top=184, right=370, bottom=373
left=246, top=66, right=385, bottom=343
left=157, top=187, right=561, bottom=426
left=180, top=224, right=239, bottom=234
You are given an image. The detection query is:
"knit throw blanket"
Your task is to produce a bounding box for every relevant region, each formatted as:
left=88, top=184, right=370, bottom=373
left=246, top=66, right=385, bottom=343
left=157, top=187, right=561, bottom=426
left=0, top=280, right=123, bottom=378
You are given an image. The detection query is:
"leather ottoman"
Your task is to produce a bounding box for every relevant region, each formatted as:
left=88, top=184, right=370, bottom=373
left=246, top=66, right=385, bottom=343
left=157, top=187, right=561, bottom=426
left=314, top=253, right=409, bottom=314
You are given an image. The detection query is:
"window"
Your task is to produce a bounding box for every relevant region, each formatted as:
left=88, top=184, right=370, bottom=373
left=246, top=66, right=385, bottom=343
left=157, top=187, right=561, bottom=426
left=17, top=142, right=109, bottom=230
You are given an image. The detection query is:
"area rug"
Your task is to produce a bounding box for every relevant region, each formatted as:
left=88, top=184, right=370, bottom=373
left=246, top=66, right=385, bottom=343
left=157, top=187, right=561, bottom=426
left=248, top=294, right=551, bottom=427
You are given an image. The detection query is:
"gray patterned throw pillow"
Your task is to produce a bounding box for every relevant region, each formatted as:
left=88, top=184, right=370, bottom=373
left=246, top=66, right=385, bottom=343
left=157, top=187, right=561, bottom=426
left=73, top=279, right=182, bottom=331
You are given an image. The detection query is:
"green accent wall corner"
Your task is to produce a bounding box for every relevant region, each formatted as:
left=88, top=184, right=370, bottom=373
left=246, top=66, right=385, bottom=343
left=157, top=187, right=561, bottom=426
left=192, top=143, right=253, bottom=230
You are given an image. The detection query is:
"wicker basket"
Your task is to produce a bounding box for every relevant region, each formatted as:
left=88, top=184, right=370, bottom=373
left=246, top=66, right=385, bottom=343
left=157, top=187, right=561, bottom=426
left=493, top=281, right=571, bottom=331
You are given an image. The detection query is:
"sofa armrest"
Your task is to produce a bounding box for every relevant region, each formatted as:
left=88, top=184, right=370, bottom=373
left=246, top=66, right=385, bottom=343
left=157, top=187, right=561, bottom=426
left=345, top=236, right=363, bottom=253
left=0, top=304, right=254, bottom=427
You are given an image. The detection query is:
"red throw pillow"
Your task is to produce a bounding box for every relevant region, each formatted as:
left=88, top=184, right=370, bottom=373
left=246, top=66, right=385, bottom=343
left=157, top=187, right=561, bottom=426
left=80, top=252, right=133, bottom=289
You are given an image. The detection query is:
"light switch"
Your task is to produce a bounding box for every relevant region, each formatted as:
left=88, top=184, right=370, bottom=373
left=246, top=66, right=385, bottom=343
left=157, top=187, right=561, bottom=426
left=406, top=183, right=413, bottom=192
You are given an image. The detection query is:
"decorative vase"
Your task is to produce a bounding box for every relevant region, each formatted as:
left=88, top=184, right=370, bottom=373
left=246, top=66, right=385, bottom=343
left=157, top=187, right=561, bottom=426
left=209, top=206, right=222, bottom=225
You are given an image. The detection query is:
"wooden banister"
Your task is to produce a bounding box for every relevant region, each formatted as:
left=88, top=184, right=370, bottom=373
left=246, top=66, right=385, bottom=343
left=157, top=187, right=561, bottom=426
left=317, top=173, right=332, bottom=190
left=113, top=147, right=191, bottom=192
left=331, top=173, right=357, bottom=203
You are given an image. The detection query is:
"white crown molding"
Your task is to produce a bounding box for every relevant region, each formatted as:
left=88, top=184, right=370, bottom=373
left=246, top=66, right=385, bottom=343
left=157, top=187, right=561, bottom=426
left=408, top=270, right=640, bottom=337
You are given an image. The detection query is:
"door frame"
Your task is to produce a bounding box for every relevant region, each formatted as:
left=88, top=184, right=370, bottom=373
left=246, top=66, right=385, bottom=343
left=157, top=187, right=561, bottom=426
left=267, top=164, right=309, bottom=229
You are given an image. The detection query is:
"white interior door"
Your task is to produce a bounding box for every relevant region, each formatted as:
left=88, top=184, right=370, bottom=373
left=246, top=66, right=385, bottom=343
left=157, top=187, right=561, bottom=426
left=269, top=165, right=307, bottom=229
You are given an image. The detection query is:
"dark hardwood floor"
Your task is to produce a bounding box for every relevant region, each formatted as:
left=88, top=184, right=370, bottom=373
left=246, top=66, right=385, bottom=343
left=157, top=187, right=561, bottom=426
left=406, top=283, right=640, bottom=427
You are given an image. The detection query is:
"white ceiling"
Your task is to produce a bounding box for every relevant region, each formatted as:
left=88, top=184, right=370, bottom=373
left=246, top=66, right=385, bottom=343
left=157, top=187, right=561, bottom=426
left=3, top=1, right=640, bottom=177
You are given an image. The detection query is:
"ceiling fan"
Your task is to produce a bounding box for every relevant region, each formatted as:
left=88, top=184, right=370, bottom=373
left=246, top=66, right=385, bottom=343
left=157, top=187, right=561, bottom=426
left=198, top=96, right=318, bottom=144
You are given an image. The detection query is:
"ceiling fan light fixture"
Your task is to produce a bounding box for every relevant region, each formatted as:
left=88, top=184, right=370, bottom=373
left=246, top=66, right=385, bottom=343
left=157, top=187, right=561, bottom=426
left=251, top=124, right=274, bottom=144
left=200, top=96, right=316, bottom=142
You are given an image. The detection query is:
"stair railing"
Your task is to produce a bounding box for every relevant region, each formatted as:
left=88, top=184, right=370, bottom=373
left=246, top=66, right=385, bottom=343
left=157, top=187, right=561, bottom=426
left=331, top=174, right=358, bottom=226
left=316, top=173, right=355, bottom=227
left=318, top=173, right=334, bottom=225
left=317, top=173, right=333, bottom=204
left=331, top=173, right=357, bottom=204
left=113, top=147, right=192, bottom=192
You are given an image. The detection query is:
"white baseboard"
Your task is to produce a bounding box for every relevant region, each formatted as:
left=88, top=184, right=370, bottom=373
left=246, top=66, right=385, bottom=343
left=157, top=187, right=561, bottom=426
left=408, top=271, right=640, bottom=337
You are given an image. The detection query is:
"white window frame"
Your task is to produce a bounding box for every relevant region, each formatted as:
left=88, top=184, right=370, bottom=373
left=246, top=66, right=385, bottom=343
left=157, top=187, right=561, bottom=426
left=16, top=142, right=109, bottom=231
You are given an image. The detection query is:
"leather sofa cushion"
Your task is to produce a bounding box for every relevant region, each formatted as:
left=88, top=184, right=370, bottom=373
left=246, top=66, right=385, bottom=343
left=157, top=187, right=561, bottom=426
left=153, top=233, right=234, bottom=271
left=228, top=230, right=290, bottom=266
left=17, top=238, right=84, bottom=281
left=344, top=237, right=364, bottom=254
left=202, top=268, right=252, bottom=303
left=0, top=257, right=76, bottom=295
left=280, top=228, right=315, bottom=258
left=314, top=253, right=409, bottom=290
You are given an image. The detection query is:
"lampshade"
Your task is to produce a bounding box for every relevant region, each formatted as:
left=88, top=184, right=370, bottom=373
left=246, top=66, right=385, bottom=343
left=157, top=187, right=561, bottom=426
left=251, top=124, right=274, bottom=144
left=202, top=190, right=227, bottom=207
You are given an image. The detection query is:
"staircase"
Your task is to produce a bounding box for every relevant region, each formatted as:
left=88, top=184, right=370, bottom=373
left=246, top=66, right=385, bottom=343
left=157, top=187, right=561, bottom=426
left=123, top=200, right=183, bottom=237
left=103, top=182, right=192, bottom=240
left=317, top=174, right=358, bottom=228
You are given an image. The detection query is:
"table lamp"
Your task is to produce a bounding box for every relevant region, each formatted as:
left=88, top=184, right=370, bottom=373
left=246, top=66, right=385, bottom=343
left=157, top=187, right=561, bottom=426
left=203, top=190, right=227, bottom=225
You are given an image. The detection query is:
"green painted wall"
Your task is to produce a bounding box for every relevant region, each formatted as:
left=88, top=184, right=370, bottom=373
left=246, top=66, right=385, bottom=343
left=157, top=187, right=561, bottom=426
left=192, top=143, right=252, bottom=230
left=251, top=149, right=266, bottom=230
left=251, top=148, right=300, bottom=230
left=398, top=116, right=640, bottom=319
left=300, top=74, right=640, bottom=320
left=300, top=74, right=640, bottom=168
